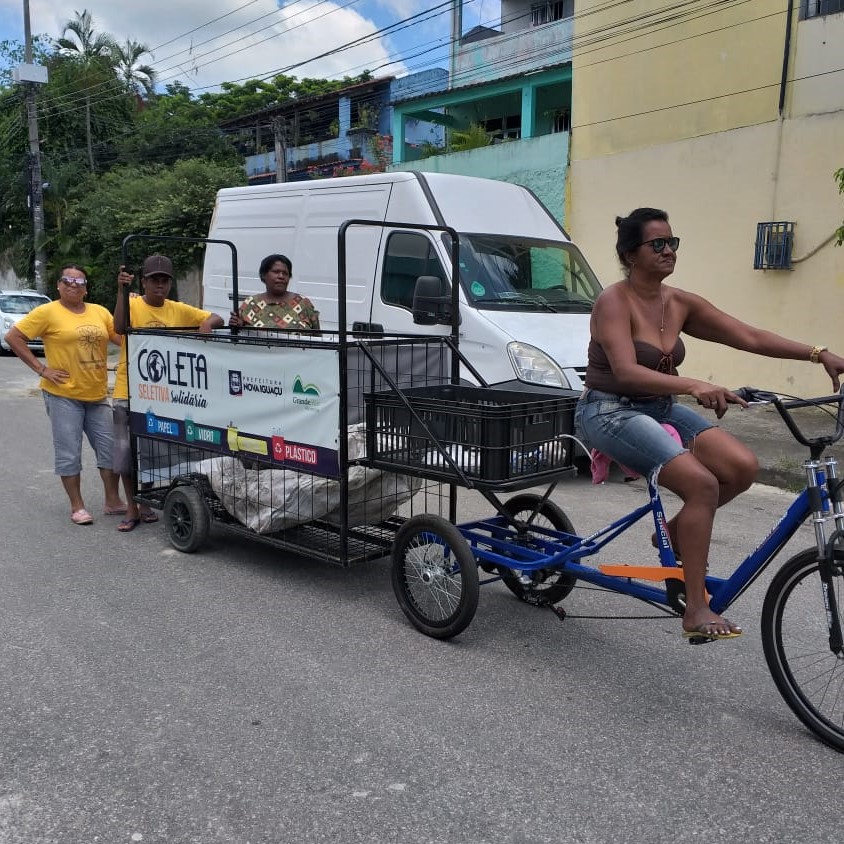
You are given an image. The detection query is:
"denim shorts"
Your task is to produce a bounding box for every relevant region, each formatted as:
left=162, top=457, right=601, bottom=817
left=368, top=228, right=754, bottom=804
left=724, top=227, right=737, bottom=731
left=574, top=389, right=715, bottom=477
left=42, top=391, right=114, bottom=476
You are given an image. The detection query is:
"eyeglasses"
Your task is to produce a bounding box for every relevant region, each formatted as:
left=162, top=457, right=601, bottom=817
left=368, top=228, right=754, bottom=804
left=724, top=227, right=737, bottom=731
left=639, top=237, right=680, bottom=253
left=59, top=277, right=87, bottom=287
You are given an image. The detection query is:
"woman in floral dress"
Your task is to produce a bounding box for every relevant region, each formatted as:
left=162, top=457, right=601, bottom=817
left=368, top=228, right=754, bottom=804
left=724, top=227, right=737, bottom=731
left=229, top=254, right=319, bottom=331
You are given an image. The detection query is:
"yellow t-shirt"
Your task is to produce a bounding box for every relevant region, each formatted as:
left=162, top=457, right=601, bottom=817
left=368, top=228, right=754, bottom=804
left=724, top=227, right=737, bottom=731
left=113, top=297, right=213, bottom=400
left=16, top=301, right=115, bottom=402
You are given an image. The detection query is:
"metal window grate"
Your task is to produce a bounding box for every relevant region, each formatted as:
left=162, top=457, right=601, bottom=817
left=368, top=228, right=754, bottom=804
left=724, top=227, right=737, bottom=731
left=800, top=0, right=844, bottom=19
left=754, top=222, right=795, bottom=270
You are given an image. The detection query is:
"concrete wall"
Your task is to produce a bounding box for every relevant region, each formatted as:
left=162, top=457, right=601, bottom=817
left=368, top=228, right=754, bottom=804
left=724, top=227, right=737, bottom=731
left=390, top=132, right=568, bottom=225
left=571, top=0, right=786, bottom=157
left=569, top=114, right=844, bottom=395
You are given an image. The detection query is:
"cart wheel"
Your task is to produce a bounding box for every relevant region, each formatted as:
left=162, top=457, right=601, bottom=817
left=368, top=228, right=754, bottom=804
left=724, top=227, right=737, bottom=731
left=498, top=494, right=577, bottom=606
left=164, top=485, right=210, bottom=553
left=391, top=515, right=480, bottom=640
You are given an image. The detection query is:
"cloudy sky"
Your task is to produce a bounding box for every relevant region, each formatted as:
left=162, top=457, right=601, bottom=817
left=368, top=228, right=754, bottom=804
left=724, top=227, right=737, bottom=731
left=0, top=0, right=498, bottom=92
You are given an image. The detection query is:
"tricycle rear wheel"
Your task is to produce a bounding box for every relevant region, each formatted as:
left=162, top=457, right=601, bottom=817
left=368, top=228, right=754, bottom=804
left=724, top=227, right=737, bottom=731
left=391, top=515, right=479, bottom=639
left=164, top=484, right=210, bottom=553
left=498, top=494, right=577, bottom=606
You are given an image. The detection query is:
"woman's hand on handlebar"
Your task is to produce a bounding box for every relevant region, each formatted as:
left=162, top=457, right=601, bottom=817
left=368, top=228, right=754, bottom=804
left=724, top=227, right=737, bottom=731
left=688, top=381, right=748, bottom=418
left=819, top=349, right=844, bottom=392
left=229, top=312, right=243, bottom=327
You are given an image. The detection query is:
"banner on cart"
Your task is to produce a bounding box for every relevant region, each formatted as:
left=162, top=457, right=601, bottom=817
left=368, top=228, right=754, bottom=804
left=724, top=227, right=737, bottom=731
left=127, top=332, right=341, bottom=476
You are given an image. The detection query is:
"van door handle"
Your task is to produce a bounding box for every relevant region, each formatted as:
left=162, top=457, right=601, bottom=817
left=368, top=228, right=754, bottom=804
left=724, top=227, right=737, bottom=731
left=352, top=322, right=384, bottom=335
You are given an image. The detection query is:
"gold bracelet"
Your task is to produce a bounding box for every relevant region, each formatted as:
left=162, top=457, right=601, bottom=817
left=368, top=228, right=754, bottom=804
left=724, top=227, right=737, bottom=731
left=809, top=345, right=828, bottom=364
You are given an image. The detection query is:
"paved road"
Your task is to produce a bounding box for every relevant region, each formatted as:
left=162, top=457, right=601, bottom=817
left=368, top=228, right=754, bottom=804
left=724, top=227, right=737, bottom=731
left=0, top=357, right=841, bottom=843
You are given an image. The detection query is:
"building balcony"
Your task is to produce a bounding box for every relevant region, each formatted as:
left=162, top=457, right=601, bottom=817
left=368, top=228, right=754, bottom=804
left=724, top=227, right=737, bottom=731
left=453, top=17, right=572, bottom=88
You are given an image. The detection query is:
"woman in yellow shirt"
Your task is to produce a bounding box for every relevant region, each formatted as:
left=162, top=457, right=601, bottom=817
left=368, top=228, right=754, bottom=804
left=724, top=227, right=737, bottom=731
left=5, top=265, right=125, bottom=525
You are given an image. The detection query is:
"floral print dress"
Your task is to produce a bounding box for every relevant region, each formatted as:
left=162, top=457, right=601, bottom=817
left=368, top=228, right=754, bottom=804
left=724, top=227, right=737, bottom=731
left=238, top=294, right=320, bottom=330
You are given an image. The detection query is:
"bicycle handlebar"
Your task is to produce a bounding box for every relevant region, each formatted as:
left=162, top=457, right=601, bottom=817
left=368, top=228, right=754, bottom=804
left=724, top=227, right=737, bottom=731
left=734, top=386, right=844, bottom=453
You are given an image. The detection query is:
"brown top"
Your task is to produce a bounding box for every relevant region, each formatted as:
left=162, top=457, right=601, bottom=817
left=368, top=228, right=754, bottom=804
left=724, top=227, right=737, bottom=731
left=585, top=337, right=686, bottom=398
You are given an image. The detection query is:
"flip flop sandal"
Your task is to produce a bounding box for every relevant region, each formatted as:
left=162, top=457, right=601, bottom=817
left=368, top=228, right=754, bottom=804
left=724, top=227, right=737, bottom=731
left=140, top=511, right=159, bottom=524
left=117, top=518, right=141, bottom=532
left=683, top=621, right=743, bottom=644
left=71, top=509, right=94, bottom=525
left=104, top=506, right=128, bottom=516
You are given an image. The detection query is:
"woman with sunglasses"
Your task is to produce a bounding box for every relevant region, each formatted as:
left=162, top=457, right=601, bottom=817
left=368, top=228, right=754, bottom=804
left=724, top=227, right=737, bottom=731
left=575, top=207, right=844, bottom=642
left=5, top=264, right=125, bottom=525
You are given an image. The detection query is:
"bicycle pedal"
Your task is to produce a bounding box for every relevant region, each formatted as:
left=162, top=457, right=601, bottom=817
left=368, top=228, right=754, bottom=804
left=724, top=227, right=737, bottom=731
left=687, top=635, right=712, bottom=646
left=549, top=604, right=566, bottom=622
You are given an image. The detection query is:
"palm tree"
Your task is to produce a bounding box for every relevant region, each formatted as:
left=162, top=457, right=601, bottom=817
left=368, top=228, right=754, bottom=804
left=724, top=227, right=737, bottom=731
left=55, top=9, right=118, bottom=171
left=113, top=39, right=156, bottom=101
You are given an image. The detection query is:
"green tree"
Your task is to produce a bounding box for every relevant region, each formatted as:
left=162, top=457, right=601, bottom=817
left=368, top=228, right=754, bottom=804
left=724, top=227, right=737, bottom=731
left=836, top=167, right=844, bottom=246
left=37, top=49, right=133, bottom=172
left=0, top=87, right=33, bottom=276
left=195, top=72, right=374, bottom=122
left=112, top=39, right=156, bottom=99
left=55, top=9, right=118, bottom=171
left=58, top=157, right=247, bottom=304
left=111, top=83, right=238, bottom=166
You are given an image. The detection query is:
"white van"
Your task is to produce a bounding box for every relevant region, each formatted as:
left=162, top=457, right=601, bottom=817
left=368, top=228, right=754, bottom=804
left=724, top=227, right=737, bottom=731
left=202, top=172, right=602, bottom=391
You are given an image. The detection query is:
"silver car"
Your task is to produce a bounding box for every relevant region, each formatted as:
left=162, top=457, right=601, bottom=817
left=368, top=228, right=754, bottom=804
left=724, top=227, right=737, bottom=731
left=0, top=289, right=52, bottom=354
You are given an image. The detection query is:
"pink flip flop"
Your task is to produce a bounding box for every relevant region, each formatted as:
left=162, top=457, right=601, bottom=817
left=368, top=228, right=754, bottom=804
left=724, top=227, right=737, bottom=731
left=71, top=509, right=94, bottom=525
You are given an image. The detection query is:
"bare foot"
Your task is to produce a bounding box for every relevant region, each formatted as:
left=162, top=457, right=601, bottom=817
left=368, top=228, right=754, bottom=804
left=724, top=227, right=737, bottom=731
left=682, top=608, right=742, bottom=637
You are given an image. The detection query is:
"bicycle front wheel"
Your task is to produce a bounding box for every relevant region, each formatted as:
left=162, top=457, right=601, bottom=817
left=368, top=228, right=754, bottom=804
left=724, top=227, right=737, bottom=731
left=761, top=547, right=844, bottom=751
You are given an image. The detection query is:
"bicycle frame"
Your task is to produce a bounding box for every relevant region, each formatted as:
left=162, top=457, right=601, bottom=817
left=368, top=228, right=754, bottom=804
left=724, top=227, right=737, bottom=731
left=458, top=453, right=842, bottom=616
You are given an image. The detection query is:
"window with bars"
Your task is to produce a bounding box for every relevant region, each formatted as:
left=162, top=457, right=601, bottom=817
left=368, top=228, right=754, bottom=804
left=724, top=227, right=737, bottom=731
left=754, top=222, right=795, bottom=270
left=530, top=0, right=573, bottom=26
left=800, top=0, right=844, bottom=18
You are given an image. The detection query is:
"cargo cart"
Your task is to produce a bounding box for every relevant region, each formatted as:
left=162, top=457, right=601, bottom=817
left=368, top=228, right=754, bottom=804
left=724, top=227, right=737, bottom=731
left=123, top=223, right=579, bottom=637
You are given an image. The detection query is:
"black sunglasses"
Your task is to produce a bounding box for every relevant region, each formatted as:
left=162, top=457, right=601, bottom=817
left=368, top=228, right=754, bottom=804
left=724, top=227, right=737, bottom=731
left=639, top=237, right=680, bottom=253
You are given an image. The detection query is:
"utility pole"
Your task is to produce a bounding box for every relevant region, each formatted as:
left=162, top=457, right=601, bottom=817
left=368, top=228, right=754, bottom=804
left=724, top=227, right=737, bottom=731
left=272, top=116, right=288, bottom=183
left=19, top=0, right=48, bottom=293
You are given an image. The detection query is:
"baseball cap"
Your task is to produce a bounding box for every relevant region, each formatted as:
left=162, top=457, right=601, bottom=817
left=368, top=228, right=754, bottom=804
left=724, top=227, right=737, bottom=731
left=142, top=255, right=174, bottom=278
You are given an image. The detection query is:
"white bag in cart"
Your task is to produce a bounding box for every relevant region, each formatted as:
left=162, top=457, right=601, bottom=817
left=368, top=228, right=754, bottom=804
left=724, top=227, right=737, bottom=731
left=195, top=425, right=420, bottom=534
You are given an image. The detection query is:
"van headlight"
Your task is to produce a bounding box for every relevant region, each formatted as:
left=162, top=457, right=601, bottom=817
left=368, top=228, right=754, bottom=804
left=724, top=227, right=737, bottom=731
left=507, top=342, right=571, bottom=388
left=2, top=317, right=14, bottom=330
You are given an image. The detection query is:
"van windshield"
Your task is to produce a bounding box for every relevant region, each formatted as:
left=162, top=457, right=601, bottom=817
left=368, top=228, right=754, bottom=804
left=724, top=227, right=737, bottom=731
left=447, top=234, right=602, bottom=313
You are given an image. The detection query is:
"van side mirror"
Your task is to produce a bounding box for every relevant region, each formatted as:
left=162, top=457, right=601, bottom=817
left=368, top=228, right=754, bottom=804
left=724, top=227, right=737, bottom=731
left=412, top=275, right=456, bottom=325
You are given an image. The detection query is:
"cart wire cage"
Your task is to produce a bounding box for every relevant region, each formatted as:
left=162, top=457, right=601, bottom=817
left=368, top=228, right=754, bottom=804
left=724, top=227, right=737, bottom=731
left=130, top=328, right=457, bottom=565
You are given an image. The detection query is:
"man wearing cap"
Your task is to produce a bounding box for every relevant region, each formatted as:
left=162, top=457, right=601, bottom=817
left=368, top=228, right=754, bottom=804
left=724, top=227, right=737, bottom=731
left=111, top=255, right=224, bottom=532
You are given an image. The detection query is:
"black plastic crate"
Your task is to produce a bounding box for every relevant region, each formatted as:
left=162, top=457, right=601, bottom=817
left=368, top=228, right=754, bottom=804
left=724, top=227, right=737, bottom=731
left=364, top=385, right=579, bottom=488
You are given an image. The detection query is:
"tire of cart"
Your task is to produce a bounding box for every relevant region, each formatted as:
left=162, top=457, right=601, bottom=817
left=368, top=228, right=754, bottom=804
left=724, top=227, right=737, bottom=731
left=497, top=494, right=577, bottom=606
left=164, top=484, right=211, bottom=553
left=391, top=514, right=480, bottom=640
